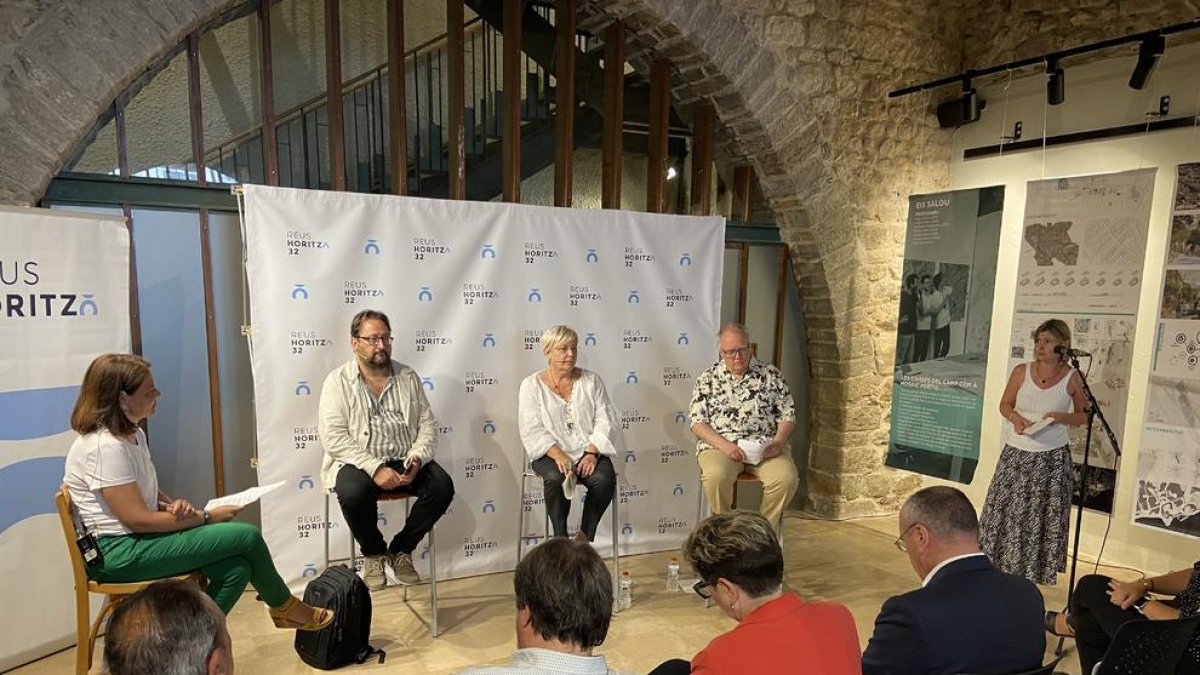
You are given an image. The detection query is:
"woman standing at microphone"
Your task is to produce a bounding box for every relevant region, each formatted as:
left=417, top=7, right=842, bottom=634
left=981, top=318, right=1089, bottom=585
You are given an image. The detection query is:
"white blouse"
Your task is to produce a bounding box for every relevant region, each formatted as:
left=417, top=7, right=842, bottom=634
left=518, top=369, right=623, bottom=463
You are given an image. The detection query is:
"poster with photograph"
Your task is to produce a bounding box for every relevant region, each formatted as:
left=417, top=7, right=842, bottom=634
left=887, top=186, right=1004, bottom=483
left=1010, top=169, right=1154, bottom=513
left=1136, top=163, right=1200, bottom=538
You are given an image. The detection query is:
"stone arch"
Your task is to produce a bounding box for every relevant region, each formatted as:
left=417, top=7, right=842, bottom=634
left=0, top=0, right=241, bottom=205
left=582, top=0, right=960, bottom=515
left=0, top=0, right=958, bottom=517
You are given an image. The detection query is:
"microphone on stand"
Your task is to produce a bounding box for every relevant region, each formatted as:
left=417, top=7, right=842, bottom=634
left=1054, top=345, right=1091, bottom=358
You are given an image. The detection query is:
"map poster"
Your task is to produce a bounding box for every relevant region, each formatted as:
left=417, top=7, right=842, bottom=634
left=1012, top=169, right=1155, bottom=513
left=888, top=186, right=1004, bottom=483
left=1136, top=162, right=1200, bottom=538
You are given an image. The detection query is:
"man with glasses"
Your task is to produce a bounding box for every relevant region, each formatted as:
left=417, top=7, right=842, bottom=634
left=688, top=323, right=797, bottom=534
left=318, top=309, right=455, bottom=590
left=862, top=486, right=1045, bottom=675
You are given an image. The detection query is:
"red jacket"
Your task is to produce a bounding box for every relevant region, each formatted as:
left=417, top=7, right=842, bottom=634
left=692, top=593, right=861, bottom=674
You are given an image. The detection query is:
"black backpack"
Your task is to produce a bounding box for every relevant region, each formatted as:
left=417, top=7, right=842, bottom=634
left=294, top=565, right=385, bottom=669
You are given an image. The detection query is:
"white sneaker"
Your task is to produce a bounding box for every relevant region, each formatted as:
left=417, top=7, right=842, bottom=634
left=390, top=552, right=422, bottom=585
left=362, top=555, right=387, bottom=590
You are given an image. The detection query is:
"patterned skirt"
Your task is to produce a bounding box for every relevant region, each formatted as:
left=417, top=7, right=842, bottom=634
left=980, top=443, right=1072, bottom=585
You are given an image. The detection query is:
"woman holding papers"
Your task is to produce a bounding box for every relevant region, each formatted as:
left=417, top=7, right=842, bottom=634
left=981, top=319, right=1089, bottom=584
left=518, top=325, right=623, bottom=542
left=63, top=353, right=332, bottom=629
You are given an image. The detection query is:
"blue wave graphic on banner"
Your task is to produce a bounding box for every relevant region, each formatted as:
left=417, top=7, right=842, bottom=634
left=0, top=456, right=64, bottom=535
left=0, top=385, right=78, bottom=440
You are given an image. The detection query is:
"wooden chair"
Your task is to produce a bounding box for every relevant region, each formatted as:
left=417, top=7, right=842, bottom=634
left=55, top=485, right=201, bottom=675
left=696, top=471, right=785, bottom=540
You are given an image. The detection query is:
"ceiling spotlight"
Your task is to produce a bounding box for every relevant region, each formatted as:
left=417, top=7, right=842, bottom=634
left=666, top=166, right=678, bottom=180
left=960, top=79, right=980, bottom=124
left=1046, top=58, right=1065, bottom=106
left=1128, top=34, right=1165, bottom=90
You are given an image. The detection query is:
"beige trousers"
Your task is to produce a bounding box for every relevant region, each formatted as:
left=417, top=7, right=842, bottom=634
left=697, top=447, right=798, bottom=533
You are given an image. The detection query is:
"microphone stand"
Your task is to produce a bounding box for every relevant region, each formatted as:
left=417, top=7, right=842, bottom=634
left=1056, top=352, right=1121, bottom=656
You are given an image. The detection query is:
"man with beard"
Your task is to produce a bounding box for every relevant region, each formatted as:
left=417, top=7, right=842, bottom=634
left=319, top=309, right=455, bottom=589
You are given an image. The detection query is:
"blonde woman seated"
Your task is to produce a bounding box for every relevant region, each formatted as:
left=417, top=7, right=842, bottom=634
left=518, top=325, right=622, bottom=541
left=63, top=354, right=332, bottom=630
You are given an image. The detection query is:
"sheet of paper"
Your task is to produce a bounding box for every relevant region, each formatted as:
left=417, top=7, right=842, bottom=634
left=562, top=469, right=577, bottom=497
left=1022, top=418, right=1055, bottom=437
left=204, top=480, right=286, bottom=511
left=738, top=438, right=769, bottom=466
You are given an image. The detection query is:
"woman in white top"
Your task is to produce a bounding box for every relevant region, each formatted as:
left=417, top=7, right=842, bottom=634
left=62, top=354, right=332, bottom=629
left=518, top=325, right=623, bottom=542
left=981, top=319, right=1089, bottom=585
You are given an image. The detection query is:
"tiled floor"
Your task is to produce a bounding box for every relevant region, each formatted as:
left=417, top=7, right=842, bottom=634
left=14, top=514, right=1092, bottom=674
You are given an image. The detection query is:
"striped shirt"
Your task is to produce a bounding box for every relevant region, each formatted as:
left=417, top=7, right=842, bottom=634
left=357, top=370, right=415, bottom=462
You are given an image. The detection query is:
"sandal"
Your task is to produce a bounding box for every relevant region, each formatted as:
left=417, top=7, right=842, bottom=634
left=1044, top=610, right=1075, bottom=638
left=269, top=596, right=334, bottom=631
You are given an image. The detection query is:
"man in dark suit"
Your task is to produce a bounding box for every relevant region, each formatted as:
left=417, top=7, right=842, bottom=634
left=862, top=486, right=1046, bottom=675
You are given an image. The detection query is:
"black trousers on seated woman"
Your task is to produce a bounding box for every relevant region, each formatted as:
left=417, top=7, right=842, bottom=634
left=531, top=454, right=615, bottom=541
left=1072, top=573, right=1148, bottom=673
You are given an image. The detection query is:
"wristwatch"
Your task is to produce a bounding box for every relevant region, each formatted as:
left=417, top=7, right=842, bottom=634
left=202, top=510, right=211, bottom=525
left=1133, top=595, right=1151, bottom=614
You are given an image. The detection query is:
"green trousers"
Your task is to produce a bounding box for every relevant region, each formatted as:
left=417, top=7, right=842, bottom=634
left=94, top=521, right=291, bottom=614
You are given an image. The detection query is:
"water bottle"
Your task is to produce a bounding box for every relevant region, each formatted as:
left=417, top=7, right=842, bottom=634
left=666, top=557, right=680, bottom=591
left=618, top=571, right=633, bottom=609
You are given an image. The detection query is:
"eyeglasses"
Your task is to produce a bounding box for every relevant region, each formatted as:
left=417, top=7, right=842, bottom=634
left=692, top=579, right=713, bottom=600
left=356, top=335, right=394, bottom=345
left=720, top=346, right=751, bottom=358
left=894, top=522, right=920, bottom=552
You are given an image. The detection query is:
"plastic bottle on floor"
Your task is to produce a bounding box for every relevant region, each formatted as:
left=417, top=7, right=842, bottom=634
left=619, top=571, right=633, bottom=609
left=666, top=557, right=680, bottom=591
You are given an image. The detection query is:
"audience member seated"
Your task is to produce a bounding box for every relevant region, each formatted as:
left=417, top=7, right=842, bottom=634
left=104, top=579, right=233, bottom=675
left=653, top=510, right=860, bottom=675
left=862, top=486, right=1045, bottom=675
left=1045, top=562, right=1200, bottom=674
left=63, top=353, right=332, bottom=630
left=518, top=324, right=622, bottom=542
left=457, top=537, right=623, bottom=674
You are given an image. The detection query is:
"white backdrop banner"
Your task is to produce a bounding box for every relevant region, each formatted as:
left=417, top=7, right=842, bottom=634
left=0, top=206, right=130, bottom=670
left=242, top=185, right=725, bottom=590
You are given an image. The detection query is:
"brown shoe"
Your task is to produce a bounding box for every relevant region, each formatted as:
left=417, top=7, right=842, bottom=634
left=362, top=555, right=387, bottom=591
left=390, top=552, right=422, bottom=585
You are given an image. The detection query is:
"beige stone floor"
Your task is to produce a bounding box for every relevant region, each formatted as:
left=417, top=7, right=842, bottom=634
left=15, top=514, right=1092, bottom=674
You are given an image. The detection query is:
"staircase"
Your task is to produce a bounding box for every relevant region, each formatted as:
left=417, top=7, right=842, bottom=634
left=208, top=4, right=607, bottom=200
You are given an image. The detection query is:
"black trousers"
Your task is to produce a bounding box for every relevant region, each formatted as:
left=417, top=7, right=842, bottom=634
left=1072, top=573, right=1146, bottom=674
left=335, top=459, right=455, bottom=557
left=531, top=454, right=615, bottom=541
left=914, top=328, right=931, bottom=362
left=935, top=324, right=950, bottom=358
left=647, top=659, right=690, bottom=675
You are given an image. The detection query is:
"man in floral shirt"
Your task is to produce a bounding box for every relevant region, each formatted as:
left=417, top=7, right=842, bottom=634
left=688, top=323, right=797, bottom=534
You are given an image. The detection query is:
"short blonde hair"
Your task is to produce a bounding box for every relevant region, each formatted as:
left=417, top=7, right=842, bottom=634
left=540, top=325, right=579, bottom=353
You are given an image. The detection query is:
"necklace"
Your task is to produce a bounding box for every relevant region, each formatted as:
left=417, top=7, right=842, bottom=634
left=545, top=370, right=574, bottom=398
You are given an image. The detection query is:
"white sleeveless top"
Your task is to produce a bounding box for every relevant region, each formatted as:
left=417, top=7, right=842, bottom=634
left=1003, top=362, right=1074, bottom=452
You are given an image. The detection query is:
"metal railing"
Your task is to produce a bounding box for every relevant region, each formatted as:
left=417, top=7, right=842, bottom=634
left=209, top=6, right=596, bottom=196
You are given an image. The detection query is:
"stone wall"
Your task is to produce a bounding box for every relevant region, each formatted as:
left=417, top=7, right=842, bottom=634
left=581, top=0, right=964, bottom=516
left=964, top=0, right=1200, bottom=69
